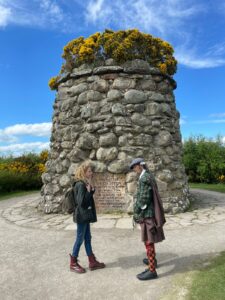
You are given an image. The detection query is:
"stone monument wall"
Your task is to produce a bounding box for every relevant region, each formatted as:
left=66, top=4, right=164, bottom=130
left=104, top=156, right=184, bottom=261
left=39, top=59, right=190, bottom=214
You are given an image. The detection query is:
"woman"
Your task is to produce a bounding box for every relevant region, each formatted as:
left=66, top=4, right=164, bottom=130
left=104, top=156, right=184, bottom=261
left=69, top=160, right=105, bottom=273
left=130, top=158, right=166, bottom=281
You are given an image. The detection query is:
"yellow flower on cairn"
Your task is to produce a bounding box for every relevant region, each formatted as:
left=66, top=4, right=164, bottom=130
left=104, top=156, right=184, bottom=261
left=159, top=63, right=167, bottom=74
left=48, top=76, right=60, bottom=90
left=49, top=29, right=177, bottom=90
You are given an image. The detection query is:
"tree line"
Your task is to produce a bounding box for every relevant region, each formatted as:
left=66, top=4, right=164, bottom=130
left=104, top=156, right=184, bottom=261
left=182, top=136, right=225, bottom=183
left=0, top=151, right=48, bottom=193
left=0, top=136, right=224, bottom=195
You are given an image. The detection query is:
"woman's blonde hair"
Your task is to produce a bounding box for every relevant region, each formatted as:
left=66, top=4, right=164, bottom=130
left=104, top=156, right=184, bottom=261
left=74, top=160, right=93, bottom=182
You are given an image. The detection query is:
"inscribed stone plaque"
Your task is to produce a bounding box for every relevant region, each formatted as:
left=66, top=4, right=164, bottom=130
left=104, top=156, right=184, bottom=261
left=93, top=173, right=126, bottom=212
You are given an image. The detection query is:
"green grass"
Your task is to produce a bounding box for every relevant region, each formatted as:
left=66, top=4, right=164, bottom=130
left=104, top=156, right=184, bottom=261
left=0, top=190, right=40, bottom=201
left=189, top=183, right=225, bottom=193
left=186, top=252, right=225, bottom=300
left=161, top=253, right=225, bottom=300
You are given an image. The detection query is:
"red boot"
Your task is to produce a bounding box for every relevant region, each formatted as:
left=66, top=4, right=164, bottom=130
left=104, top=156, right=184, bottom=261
left=88, top=254, right=105, bottom=271
left=69, top=254, right=86, bottom=273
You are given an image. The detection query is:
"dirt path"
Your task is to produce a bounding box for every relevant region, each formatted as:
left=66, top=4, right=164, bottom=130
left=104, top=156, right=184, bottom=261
left=0, top=189, right=224, bottom=300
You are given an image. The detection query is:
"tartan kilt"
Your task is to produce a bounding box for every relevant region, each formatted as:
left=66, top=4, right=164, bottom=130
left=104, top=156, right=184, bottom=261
left=140, top=217, right=165, bottom=243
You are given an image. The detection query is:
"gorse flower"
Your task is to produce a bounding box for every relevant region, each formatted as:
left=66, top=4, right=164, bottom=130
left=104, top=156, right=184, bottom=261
left=36, top=163, right=46, bottom=174
left=49, top=76, right=60, bottom=90
left=49, top=29, right=177, bottom=90
left=40, top=150, right=49, bottom=163
left=218, top=175, right=225, bottom=183
left=0, top=150, right=48, bottom=175
left=0, top=161, right=30, bottom=173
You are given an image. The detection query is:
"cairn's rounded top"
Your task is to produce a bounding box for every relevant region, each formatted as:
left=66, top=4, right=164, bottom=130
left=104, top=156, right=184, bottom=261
left=49, top=29, right=177, bottom=90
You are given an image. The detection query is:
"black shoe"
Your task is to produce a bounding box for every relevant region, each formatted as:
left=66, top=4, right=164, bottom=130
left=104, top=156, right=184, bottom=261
left=137, top=269, right=158, bottom=281
left=138, top=268, right=149, bottom=275
left=143, top=258, right=148, bottom=265
left=143, top=258, right=158, bottom=268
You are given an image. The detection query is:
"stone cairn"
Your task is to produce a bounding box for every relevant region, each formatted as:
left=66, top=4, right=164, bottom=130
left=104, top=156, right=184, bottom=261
left=39, top=59, right=190, bottom=214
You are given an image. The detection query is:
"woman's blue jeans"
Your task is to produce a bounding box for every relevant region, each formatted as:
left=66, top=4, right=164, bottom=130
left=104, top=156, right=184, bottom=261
left=72, top=223, right=93, bottom=257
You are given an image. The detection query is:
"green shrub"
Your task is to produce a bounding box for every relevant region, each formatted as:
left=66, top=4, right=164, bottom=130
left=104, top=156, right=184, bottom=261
left=0, top=170, right=42, bottom=193
left=0, top=150, right=48, bottom=193
left=182, top=136, right=225, bottom=183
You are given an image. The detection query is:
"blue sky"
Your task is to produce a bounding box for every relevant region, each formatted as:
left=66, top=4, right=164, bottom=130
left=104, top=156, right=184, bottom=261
left=0, top=0, right=225, bottom=156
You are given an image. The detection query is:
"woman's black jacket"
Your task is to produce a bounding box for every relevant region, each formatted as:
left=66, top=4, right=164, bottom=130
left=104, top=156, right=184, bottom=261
left=72, top=181, right=97, bottom=224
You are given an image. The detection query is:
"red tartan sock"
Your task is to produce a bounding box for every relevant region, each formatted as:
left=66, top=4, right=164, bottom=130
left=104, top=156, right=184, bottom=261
left=145, top=241, right=156, bottom=272
left=153, top=243, right=156, bottom=255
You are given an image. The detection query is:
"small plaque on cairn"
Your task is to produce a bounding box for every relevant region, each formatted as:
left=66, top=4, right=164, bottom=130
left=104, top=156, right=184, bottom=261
left=94, top=173, right=126, bottom=212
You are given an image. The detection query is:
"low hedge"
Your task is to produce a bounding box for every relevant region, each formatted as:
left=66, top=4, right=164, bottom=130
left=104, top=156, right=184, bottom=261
left=0, top=170, right=42, bottom=193
left=0, top=151, right=48, bottom=193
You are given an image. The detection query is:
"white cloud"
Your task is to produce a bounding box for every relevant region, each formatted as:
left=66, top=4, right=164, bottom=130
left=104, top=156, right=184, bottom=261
left=0, top=4, right=11, bottom=27
left=84, top=0, right=225, bottom=69
left=166, top=0, right=204, bottom=17
left=85, top=0, right=203, bottom=34
left=3, top=123, right=52, bottom=137
left=39, top=0, right=64, bottom=24
left=132, top=0, right=167, bottom=34
left=180, top=118, right=186, bottom=125
left=192, top=119, right=225, bottom=124
left=0, top=142, right=50, bottom=156
left=86, top=0, right=105, bottom=23
left=0, top=0, right=66, bottom=29
left=176, top=53, right=225, bottom=68
left=176, top=47, right=225, bottom=68
left=0, top=122, right=51, bottom=143
left=1, top=0, right=225, bottom=69
left=0, top=134, right=18, bottom=143
left=209, top=113, right=225, bottom=118
left=207, top=43, right=225, bottom=57
left=0, top=122, right=51, bottom=156
left=210, top=119, right=225, bottom=124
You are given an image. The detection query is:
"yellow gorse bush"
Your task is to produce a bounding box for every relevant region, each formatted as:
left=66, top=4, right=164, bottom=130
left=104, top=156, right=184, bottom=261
left=49, top=29, right=177, bottom=90
left=218, top=175, right=225, bottom=183
left=36, top=163, right=46, bottom=174
left=0, top=162, right=30, bottom=173
left=0, top=150, right=48, bottom=175
left=40, top=150, right=49, bottom=163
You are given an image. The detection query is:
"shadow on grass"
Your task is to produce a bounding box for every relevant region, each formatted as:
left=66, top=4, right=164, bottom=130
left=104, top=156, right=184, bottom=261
left=106, top=251, right=220, bottom=278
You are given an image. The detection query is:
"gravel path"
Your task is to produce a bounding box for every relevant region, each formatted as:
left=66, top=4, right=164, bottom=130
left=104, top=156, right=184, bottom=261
left=0, top=189, right=224, bottom=300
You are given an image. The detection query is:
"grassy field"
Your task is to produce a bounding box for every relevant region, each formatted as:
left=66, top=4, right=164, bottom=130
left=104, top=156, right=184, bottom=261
left=0, top=190, right=40, bottom=201
left=189, top=183, right=225, bottom=193
left=186, top=252, right=225, bottom=300
left=162, top=252, right=225, bottom=300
